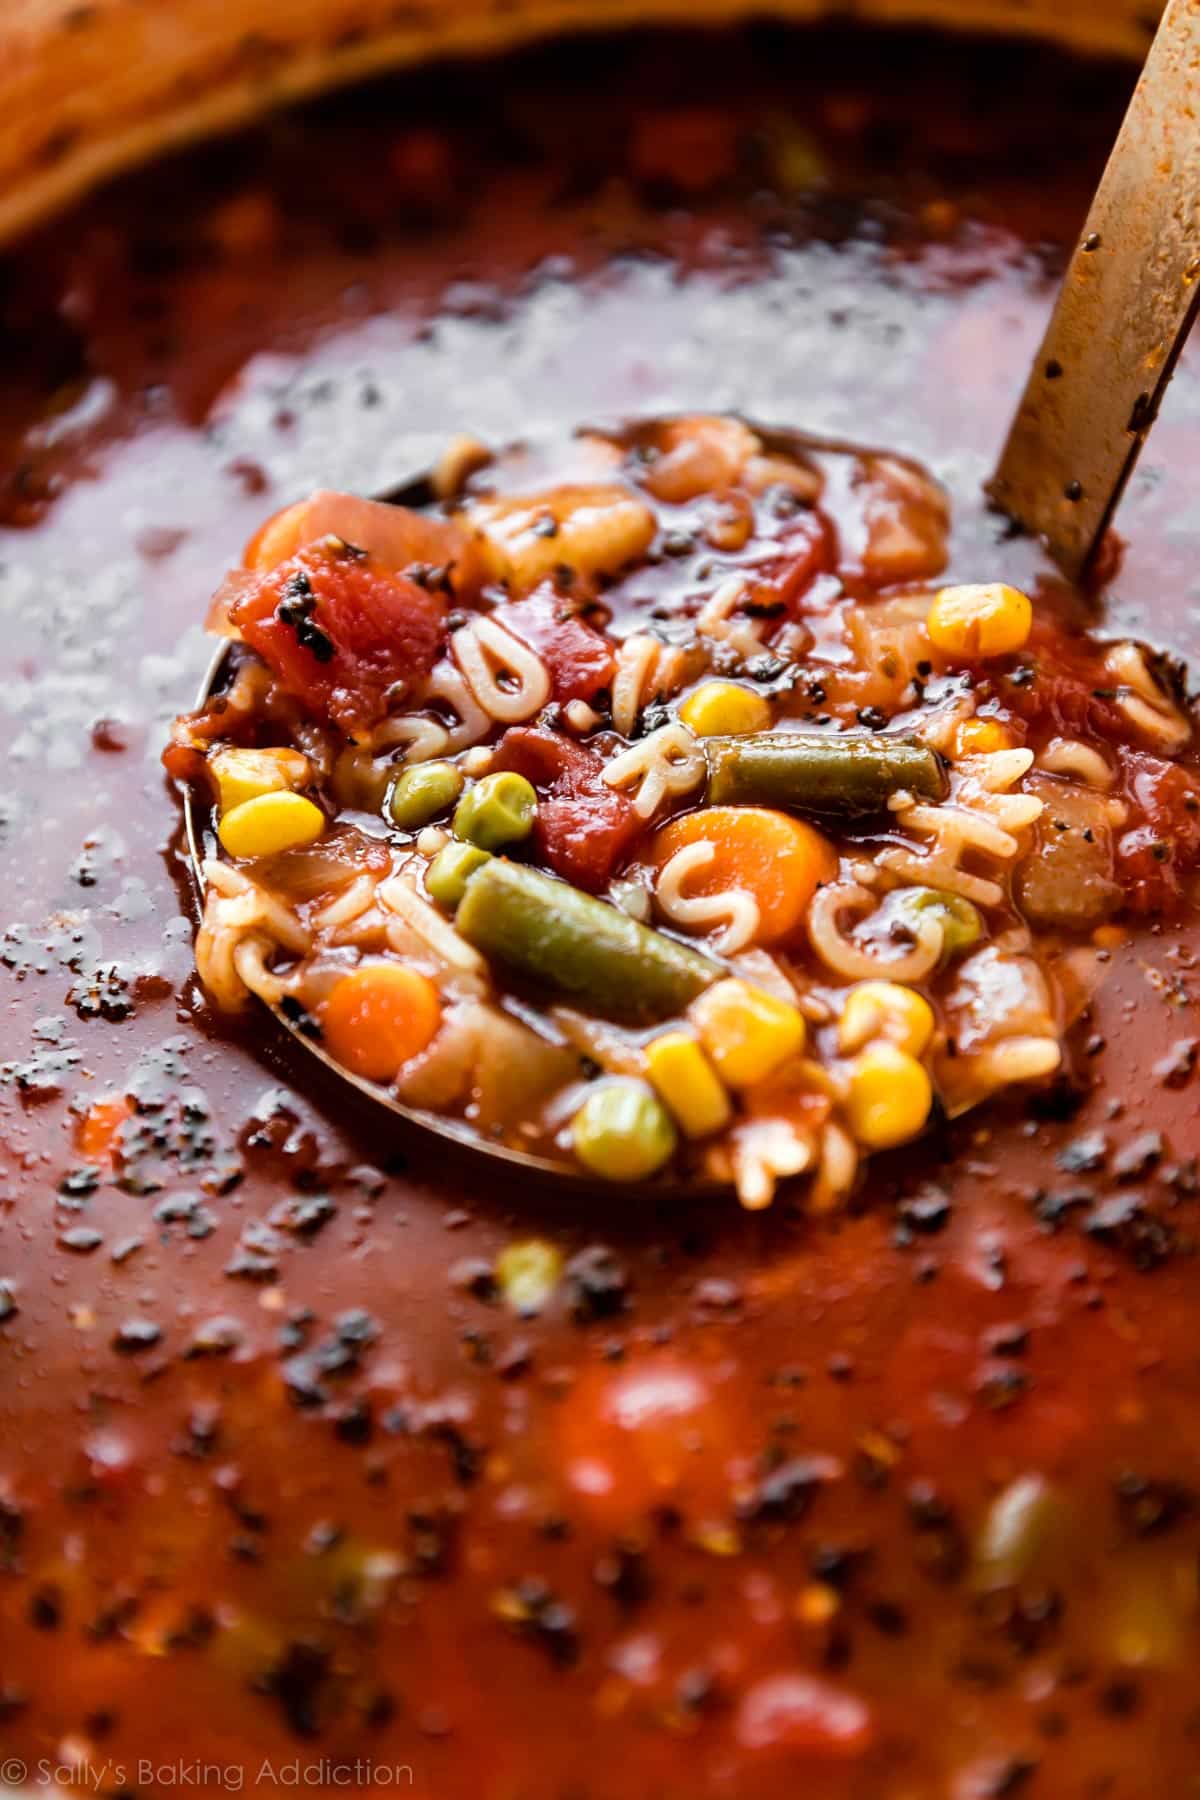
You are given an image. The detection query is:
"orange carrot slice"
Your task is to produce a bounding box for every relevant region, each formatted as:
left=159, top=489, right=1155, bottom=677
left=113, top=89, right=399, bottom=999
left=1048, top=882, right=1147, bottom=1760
left=243, top=499, right=311, bottom=571
left=243, top=490, right=479, bottom=589
left=320, top=964, right=442, bottom=1082
left=651, top=805, right=836, bottom=944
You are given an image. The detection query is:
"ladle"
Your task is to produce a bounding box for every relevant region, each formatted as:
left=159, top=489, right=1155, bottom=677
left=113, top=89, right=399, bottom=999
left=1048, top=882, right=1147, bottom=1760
left=989, top=0, right=1200, bottom=578
left=182, top=420, right=907, bottom=1186
left=182, top=451, right=592, bottom=1180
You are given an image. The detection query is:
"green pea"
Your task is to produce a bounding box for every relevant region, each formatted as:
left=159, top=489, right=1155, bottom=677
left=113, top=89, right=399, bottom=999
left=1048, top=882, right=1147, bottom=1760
left=571, top=1078, right=677, bottom=1182
left=453, top=771, right=538, bottom=852
left=900, top=887, right=983, bottom=962
left=387, top=760, right=464, bottom=831
left=426, top=841, right=492, bottom=912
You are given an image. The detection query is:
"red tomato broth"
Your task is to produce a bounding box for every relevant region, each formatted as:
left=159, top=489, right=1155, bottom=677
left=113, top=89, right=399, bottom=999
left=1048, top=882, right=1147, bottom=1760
left=2, top=24, right=1200, bottom=1800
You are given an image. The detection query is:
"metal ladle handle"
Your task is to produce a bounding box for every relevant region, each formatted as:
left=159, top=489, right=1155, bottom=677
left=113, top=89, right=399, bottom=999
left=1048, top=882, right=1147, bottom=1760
left=988, top=0, right=1200, bottom=580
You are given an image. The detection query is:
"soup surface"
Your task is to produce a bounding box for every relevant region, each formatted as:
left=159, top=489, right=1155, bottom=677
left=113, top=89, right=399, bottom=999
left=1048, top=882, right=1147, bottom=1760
left=2, top=26, right=1200, bottom=1800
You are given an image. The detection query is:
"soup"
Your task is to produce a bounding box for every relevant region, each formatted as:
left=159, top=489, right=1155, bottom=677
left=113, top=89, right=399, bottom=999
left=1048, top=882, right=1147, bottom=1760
left=2, top=25, right=1199, bottom=1799
left=167, top=414, right=1194, bottom=1203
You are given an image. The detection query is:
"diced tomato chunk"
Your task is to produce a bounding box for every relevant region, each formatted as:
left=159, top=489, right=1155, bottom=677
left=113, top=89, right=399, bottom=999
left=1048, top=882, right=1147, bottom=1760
left=996, top=619, right=1126, bottom=742
left=1125, top=750, right=1200, bottom=851
left=741, top=507, right=836, bottom=621
left=227, top=542, right=446, bottom=733
left=162, top=732, right=208, bottom=785
left=1115, top=751, right=1200, bottom=913
left=496, top=588, right=615, bottom=705
left=492, top=727, right=640, bottom=891
left=555, top=1356, right=742, bottom=1527
left=1117, top=826, right=1181, bottom=914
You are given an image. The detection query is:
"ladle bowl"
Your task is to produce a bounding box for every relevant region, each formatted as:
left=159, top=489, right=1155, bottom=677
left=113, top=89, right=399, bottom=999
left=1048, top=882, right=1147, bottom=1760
left=176, top=417, right=941, bottom=1189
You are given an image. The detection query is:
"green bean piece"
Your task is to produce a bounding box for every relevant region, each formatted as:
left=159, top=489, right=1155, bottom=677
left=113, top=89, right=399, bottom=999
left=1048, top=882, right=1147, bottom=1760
left=455, top=860, right=722, bottom=1023
left=898, top=886, right=983, bottom=961
left=426, top=841, right=493, bottom=912
left=387, top=760, right=465, bottom=830
left=453, top=771, right=538, bottom=851
left=704, top=731, right=947, bottom=817
left=572, top=1079, right=678, bottom=1181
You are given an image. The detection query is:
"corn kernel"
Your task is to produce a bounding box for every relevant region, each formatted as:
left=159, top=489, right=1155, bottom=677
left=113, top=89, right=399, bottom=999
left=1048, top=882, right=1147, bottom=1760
left=494, top=1238, right=562, bottom=1315
left=796, top=1582, right=841, bottom=1625
left=927, top=584, right=1032, bottom=659
left=218, top=790, right=325, bottom=859
left=689, top=978, right=805, bottom=1089
left=952, top=717, right=1013, bottom=757
left=210, top=745, right=311, bottom=814
left=838, top=981, right=935, bottom=1058
left=645, top=1030, right=732, bottom=1138
left=843, top=1042, right=932, bottom=1150
left=678, top=679, right=772, bottom=738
